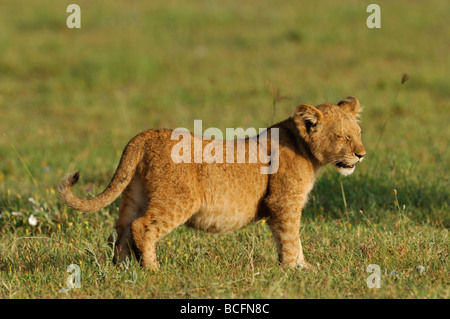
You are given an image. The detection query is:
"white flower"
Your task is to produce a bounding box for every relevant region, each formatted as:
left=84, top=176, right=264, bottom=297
left=416, top=265, right=426, bottom=274
left=28, top=214, right=38, bottom=226
left=11, top=211, right=22, bottom=216
left=28, top=197, right=36, bottom=204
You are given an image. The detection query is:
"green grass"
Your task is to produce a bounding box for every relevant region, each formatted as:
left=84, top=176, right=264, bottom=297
left=0, top=0, right=448, bottom=298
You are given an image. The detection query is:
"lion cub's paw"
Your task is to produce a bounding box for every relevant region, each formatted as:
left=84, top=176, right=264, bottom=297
left=295, top=261, right=313, bottom=270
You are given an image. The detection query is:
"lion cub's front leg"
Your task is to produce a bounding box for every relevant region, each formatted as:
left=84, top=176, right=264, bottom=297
left=266, top=195, right=312, bottom=270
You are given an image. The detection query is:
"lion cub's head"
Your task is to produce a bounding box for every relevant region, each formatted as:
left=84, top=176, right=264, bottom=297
left=293, top=96, right=366, bottom=176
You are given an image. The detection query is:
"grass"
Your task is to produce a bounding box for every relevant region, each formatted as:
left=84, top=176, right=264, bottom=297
left=0, top=0, right=448, bottom=298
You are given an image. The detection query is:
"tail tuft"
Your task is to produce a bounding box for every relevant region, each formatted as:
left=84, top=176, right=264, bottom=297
left=71, top=171, right=80, bottom=185
left=58, top=172, right=80, bottom=198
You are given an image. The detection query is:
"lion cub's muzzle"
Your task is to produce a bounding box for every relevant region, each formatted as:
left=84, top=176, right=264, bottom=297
left=335, top=161, right=355, bottom=169
left=334, top=150, right=366, bottom=176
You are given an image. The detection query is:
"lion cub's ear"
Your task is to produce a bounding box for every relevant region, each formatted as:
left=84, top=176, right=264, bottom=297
left=294, top=104, right=323, bottom=135
left=337, top=96, right=361, bottom=117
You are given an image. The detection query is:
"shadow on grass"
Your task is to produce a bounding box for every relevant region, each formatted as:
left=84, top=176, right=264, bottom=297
left=308, top=170, right=449, bottom=228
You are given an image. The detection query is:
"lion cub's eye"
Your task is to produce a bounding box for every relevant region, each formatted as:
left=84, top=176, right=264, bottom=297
left=335, top=134, right=350, bottom=141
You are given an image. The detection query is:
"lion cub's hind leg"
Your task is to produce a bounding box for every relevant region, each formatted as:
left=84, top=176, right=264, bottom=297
left=131, top=195, right=202, bottom=271
left=110, top=176, right=148, bottom=265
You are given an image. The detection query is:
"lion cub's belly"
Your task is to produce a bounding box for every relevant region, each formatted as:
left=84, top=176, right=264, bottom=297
left=184, top=163, right=268, bottom=233
left=186, top=179, right=267, bottom=233
left=186, top=199, right=261, bottom=233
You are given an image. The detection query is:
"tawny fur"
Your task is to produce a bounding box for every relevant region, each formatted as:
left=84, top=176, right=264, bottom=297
left=59, top=96, right=366, bottom=270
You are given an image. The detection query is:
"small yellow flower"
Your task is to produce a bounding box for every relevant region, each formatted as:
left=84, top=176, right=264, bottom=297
left=57, top=224, right=61, bottom=230
left=260, top=219, right=266, bottom=227
left=16, top=193, right=21, bottom=199
left=348, top=223, right=352, bottom=229
left=167, top=241, right=171, bottom=246
left=49, top=187, right=55, bottom=195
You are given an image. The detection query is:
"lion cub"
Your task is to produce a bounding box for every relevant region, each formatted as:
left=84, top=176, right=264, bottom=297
left=59, top=96, right=365, bottom=270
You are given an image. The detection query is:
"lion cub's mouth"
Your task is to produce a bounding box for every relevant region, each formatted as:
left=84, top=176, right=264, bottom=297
left=335, top=161, right=355, bottom=169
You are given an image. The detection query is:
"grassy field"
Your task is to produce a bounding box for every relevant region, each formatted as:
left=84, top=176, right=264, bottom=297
left=0, top=0, right=448, bottom=299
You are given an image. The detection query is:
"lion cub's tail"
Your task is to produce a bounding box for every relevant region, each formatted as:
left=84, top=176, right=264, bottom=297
left=58, top=133, right=146, bottom=212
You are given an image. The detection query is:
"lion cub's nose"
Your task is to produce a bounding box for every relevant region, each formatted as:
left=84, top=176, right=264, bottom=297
left=354, top=152, right=366, bottom=159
